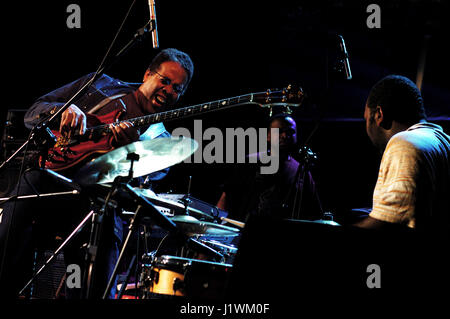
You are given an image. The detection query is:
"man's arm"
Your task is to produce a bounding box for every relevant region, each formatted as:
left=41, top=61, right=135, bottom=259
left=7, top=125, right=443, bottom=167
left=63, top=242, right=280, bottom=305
left=24, top=73, right=95, bottom=129
left=353, top=134, right=421, bottom=233
left=353, top=215, right=395, bottom=230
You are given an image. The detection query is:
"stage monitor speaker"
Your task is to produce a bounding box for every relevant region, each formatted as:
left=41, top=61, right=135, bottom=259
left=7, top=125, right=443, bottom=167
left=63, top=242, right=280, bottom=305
left=31, top=250, right=67, bottom=299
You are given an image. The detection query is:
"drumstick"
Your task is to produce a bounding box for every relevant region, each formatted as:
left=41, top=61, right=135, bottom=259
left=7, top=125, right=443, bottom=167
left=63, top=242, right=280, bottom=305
left=220, top=217, right=245, bottom=228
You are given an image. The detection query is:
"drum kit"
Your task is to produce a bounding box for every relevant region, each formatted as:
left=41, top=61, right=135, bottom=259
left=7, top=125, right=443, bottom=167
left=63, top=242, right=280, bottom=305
left=58, top=136, right=242, bottom=299
left=13, top=134, right=340, bottom=299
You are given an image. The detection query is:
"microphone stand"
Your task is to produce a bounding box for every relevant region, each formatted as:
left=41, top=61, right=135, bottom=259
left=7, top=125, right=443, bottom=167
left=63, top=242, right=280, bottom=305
left=284, top=146, right=318, bottom=219
left=0, top=15, right=154, bottom=172
left=0, top=190, right=80, bottom=205
left=18, top=209, right=95, bottom=296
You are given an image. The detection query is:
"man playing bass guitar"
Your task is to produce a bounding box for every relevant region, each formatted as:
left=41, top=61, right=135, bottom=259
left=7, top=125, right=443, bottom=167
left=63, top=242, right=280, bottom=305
left=0, top=48, right=194, bottom=299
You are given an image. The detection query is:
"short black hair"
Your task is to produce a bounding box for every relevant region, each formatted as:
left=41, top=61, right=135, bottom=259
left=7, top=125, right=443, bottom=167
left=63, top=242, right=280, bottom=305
left=268, top=113, right=296, bottom=126
left=367, top=74, right=427, bottom=124
left=148, top=48, right=194, bottom=88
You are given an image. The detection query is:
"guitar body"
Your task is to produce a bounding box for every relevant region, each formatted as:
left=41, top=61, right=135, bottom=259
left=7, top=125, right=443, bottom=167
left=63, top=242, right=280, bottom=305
left=44, top=109, right=123, bottom=171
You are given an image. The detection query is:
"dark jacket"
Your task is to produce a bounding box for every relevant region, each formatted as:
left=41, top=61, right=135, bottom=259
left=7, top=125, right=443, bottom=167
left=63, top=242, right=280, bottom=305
left=24, top=72, right=171, bottom=181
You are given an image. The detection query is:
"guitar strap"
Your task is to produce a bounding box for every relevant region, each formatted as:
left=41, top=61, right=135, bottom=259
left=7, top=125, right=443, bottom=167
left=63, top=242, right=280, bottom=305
left=87, top=93, right=127, bottom=114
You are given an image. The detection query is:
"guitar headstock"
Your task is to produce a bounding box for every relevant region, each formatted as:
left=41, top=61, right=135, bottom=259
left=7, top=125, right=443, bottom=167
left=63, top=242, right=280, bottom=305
left=259, top=84, right=305, bottom=115
left=282, top=84, right=305, bottom=105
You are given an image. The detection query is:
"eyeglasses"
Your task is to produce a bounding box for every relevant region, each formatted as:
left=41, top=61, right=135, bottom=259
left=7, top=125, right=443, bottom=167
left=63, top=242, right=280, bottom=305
left=152, top=70, right=185, bottom=95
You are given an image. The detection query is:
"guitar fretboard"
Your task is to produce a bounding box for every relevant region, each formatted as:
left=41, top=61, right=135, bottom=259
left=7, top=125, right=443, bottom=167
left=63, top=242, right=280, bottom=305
left=85, top=92, right=263, bottom=136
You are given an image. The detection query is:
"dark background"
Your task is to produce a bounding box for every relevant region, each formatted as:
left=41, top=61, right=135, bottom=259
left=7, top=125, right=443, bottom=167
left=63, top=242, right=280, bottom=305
left=1, top=0, right=449, bottom=220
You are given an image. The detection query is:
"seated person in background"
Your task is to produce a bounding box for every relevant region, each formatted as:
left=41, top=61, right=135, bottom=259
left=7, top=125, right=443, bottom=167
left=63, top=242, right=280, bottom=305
left=216, top=114, right=323, bottom=223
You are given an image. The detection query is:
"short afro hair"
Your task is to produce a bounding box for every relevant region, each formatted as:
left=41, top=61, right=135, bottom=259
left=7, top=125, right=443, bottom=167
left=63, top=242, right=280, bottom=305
left=367, top=75, right=426, bottom=125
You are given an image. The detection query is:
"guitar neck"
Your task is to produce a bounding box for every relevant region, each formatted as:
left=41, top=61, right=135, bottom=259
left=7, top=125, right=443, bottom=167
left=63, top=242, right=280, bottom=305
left=86, top=92, right=266, bottom=136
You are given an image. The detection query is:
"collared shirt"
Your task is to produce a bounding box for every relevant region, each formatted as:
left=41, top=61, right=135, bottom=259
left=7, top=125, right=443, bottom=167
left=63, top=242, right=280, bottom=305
left=369, top=122, right=450, bottom=235
left=92, top=89, right=168, bottom=141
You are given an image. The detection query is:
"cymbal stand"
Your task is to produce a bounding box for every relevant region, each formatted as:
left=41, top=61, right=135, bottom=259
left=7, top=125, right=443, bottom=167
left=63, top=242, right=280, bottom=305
left=102, top=198, right=143, bottom=299
left=102, top=168, right=187, bottom=299
left=116, top=254, right=136, bottom=300
left=181, top=175, right=193, bottom=216
left=84, top=153, right=139, bottom=299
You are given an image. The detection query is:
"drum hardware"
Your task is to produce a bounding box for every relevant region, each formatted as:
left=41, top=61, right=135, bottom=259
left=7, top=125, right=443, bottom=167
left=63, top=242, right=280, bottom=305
left=181, top=175, right=193, bottom=216
left=61, top=136, right=197, bottom=298
left=132, top=188, right=213, bottom=221
left=140, top=254, right=233, bottom=299
left=87, top=153, right=142, bottom=299
left=0, top=189, right=80, bottom=205
left=102, top=184, right=226, bottom=298
left=170, top=215, right=240, bottom=237
left=153, top=193, right=229, bottom=222
left=318, top=211, right=340, bottom=226
left=314, top=219, right=341, bottom=226
left=9, top=130, right=237, bottom=299
left=116, top=254, right=137, bottom=300
left=70, top=136, right=227, bottom=299
left=0, top=167, right=81, bottom=206
left=195, top=239, right=238, bottom=264
left=102, top=181, right=179, bottom=299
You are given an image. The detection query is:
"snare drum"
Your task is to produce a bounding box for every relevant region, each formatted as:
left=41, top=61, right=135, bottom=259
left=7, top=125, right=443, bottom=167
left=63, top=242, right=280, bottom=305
left=141, top=255, right=232, bottom=299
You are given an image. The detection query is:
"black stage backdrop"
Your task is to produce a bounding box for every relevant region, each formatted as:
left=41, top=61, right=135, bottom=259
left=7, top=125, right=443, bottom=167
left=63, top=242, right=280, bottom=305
left=1, top=0, right=450, bottom=311
left=2, top=0, right=449, bottom=221
left=2, top=0, right=449, bottom=218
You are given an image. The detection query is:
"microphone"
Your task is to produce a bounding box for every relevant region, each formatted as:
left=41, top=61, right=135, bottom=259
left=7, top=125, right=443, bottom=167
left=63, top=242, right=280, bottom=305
left=337, top=35, right=352, bottom=80
left=148, top=0, right=159, bottom=49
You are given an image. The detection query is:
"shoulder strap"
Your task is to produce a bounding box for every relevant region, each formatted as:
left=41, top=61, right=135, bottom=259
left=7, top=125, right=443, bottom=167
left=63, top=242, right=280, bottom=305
left=87, top=93, right=127, bottom=114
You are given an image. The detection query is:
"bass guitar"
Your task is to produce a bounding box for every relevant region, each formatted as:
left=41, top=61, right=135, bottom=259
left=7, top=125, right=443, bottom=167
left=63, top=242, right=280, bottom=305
left=44, top=85, right=304, bottom=172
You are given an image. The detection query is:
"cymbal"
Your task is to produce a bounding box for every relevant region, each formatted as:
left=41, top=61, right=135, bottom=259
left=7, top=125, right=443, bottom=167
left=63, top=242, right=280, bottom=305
left=74, top=136, right=198, bottom=185
left=171, top=215, right=240, bottom=237
left=133, top=188, right=215, bottom=221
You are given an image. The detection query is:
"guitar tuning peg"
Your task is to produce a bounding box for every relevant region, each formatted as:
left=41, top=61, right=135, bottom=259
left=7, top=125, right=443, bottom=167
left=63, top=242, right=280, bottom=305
left=285, top=106, right=292, bottom=114
left=265, top=89, right=272, bottom=103
left=288, top=84, right=305, bottom=104
left=281, top=84, right=293, bottom=103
